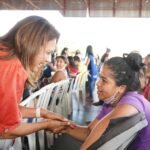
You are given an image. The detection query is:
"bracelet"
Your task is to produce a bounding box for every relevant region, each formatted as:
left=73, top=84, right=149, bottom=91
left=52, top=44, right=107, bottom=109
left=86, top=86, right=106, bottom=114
left=36, top=108, right=41, bottom=118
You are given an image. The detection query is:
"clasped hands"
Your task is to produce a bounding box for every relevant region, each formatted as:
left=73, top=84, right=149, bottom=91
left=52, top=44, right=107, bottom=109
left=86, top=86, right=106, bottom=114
left=41, top=109, right=76, bottom=133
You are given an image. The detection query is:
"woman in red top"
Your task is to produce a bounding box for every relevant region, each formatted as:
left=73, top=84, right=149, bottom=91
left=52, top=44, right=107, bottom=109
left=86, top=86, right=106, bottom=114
left=67, top=56, right=78, bottom=77
left=0, top=16, right=74, bottom=143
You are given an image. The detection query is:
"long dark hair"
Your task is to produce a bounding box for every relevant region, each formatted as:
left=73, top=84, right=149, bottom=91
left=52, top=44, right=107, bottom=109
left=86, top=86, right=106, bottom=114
left=86, top=45, right=94, bottom=56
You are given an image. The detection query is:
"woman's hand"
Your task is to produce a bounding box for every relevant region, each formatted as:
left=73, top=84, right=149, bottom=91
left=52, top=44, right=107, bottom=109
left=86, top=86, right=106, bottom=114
left=46, top=119, right=76, bottom=133
left=52, top=121, right=76, bottom=134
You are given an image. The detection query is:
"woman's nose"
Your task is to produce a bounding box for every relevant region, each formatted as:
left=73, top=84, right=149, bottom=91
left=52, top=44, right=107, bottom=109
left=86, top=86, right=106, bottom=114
left=97, top=79, right=102, bottom=87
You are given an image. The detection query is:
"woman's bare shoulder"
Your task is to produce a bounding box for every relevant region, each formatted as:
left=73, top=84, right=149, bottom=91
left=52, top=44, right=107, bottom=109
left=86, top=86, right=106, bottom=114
left=50, top=70, right=66, bottom=83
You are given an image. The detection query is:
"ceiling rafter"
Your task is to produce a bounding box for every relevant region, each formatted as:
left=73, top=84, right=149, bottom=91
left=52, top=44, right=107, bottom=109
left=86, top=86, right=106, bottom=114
left=83, top=0, right=88, bottom=7
left=54, top=0, right=64, bottom=9
left=0, top=0, right=149, bottom=17
left=25, top=0, right=40, bottom=9
left=0, top=1, right=16, bottom=9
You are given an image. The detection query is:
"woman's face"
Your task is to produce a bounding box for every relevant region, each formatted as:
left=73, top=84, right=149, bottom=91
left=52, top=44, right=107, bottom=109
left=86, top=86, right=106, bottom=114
left=31, top=39, right=57, bottom=72
left=97, top=64, right=120, bottom=101
left=56, top=58, right=66, bottom=69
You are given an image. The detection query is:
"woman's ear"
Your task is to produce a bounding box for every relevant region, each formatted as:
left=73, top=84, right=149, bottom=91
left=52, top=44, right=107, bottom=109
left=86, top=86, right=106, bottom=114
left=119, top=85, right=127, bottom=95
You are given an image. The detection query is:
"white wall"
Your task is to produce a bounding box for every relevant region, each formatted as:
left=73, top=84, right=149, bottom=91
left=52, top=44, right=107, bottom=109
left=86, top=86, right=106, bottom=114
left=0, top=10, right=149, bottom=58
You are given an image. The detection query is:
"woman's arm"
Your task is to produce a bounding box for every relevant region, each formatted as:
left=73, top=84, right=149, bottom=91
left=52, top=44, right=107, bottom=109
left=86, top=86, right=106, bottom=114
left=3, top=121, right=48, bottom=139
left=3, top=119, right=71, bottom=139
left=65, top=125, right=89, bottom=141
left=61, top=118, right=99, bottom=142
left=19, top=105, right=69, bottom=122
left=80, top=104, right=138, bottom=150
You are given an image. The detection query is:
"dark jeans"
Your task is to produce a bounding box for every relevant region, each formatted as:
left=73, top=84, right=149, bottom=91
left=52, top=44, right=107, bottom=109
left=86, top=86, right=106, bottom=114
left=88, top=76, right=96, bottom=98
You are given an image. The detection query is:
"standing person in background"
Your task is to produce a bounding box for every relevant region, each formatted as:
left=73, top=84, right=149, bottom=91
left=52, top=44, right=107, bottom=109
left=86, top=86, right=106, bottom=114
left=93, top=48, right=111, bottom=106
left=85, top=45, right=98, bottom=101
left=0, top=15, right=74, bottom=148
left=98, top=48, right=111, bottom=72
left=61, top=47, right=69, bottom=58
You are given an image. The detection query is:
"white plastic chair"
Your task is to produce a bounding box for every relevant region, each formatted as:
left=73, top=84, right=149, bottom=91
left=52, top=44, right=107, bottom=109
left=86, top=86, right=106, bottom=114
left=20, top=83, right=55, bottom=150
left=70, top=72, right=88, bottom=110
left=20, top=88, right=47, bottom=150
left=78, top=71, right=89, bottom=106
left=71, top=73, right=83, bottom=110
left=65, top=77, right=75, bottom=115
left=46, top=79, right=70, bottom=148
left=48, top=79, right=69, bottom=115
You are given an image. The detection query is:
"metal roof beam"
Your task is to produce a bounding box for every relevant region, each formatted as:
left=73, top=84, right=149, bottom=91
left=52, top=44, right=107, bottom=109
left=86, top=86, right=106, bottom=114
left=0, top=1, right=16, bottom=9
left=54, top=0, right=64, bottom=9
left=25, top=0, right=40, bottom=9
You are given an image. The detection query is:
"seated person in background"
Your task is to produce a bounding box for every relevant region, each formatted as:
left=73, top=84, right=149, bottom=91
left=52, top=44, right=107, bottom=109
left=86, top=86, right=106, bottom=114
left=74, top=55, right=87, bottom=73
left=55, top=52, right=150, bottom=150
left=67, top=56, right=78, bottom=77
left=75, top=49, right=82, bottom=59
left=39, top=63, right=56, bottom=87
left=50, top=55, right=68, bottom=83
left=143, top=54, right=150, bottom=101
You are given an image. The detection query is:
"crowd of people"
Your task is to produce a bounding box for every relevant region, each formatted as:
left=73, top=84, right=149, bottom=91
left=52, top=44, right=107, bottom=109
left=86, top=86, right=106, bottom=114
left=0, top=15, right=150, bottom=149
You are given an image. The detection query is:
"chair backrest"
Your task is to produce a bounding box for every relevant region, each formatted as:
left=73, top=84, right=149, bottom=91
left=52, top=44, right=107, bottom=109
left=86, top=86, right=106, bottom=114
left=67, top=77, right=75, bottom=93
left=48, top=79, right=70, bottom=113
left=20, top=88, right=46, bottom=107
left=72, top=73, right=83, bottom=91
left=20, top=83, right=56, bottom=123
left=79, top=71, right=88, bottom=89
left=36, top=83, right=55, bottom=109
left=87, top=112, right=148, bottom=150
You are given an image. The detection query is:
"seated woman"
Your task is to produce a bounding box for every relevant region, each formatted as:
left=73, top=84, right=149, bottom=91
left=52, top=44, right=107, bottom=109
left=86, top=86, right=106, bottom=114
left=67, top=56, right=78, bottom=78
left=55, top=52, right=150, bottom=150
left=50, top=55, right=68, bottom=83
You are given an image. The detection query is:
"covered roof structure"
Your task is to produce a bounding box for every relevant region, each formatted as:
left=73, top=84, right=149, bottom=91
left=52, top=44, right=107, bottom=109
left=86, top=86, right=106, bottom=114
left=0, top=0, right=150, bottom=17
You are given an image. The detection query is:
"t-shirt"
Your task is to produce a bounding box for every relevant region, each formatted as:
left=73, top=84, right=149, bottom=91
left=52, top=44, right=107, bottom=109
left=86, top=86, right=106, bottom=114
left=96, top=91, right=150, bottom=150
left=0, top=50, right=28, bottom=134
left=68, top=65, right=78, bottom=74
